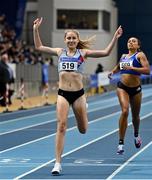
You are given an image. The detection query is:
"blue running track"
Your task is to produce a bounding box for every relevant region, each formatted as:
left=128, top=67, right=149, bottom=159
left=1, top=84, right=152, bottom=179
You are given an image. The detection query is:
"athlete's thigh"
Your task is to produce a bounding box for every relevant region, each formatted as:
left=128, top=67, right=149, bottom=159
left=130, top=92, right=142, bottom=117
left=56, top=95, right=70, bottom=123
left=117, top=88, right=130, bottom=110
left=72, top=94, right=88, bottom=127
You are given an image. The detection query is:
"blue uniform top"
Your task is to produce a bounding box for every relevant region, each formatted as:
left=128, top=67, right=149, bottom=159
left=119, top=52, right=142, bottom=76
left=58, top=49, right=85, bottom=74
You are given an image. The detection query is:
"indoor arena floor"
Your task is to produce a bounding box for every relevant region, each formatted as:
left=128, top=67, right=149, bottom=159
left=1, top=84, right=152, bottom=179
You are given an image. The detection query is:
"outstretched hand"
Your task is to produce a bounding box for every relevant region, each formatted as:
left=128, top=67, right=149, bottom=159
left=33, top=17, right=43, bottom=30
left=114, top=25, right=123, bottom=39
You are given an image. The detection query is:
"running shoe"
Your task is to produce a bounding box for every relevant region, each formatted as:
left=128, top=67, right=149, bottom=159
left=117, top=144, right=124, bottom=155
left=134, top=136, right=142, bottom=148
left=51, top=162, right=62, bottom=175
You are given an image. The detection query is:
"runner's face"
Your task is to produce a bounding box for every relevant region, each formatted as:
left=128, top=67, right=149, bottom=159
left=127, top=37, right=140, bottom=51
left=64, top=32, right=79, bottom=49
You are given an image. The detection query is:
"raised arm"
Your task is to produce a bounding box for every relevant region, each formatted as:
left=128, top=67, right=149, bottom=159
left=85, top=26, right=123, bottom=58
left=33, top=17, right=61, bottom=56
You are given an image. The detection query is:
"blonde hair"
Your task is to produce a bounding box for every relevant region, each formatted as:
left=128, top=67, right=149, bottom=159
left=64, top=29, right=96, bottom=49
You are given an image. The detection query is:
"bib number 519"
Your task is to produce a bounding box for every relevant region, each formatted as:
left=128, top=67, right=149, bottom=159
left=62, top=62, right=77, bottom=70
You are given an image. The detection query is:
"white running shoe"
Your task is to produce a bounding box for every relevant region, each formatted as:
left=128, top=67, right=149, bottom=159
left=117, top=144, right=124, bottom=155
left=51, top=162, right=62, bottom=175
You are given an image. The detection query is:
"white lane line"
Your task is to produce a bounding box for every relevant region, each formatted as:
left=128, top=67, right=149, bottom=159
left=0, top=111, right=121, bottom=154
left=1, top=98, right=152, bottom=136
left=0, top=98, right=119, bottom=135
left=2, top=163, right=152, bottom=168
left=13, top=112, right=152, bottom=180
left=1, top=86, right=152, bottom=125
left=1, top=87, right=152, bottom=126
left=1, top=101, right=152, bottom=154
left=0, top=94, right=115, bottom=125
left=0, top=119, right=56, bottom=136
left=0, top=111, right=54, bottom=125
left=14, top=128, right=119, bottom=180
left=106, top=141, right=152, bottom=180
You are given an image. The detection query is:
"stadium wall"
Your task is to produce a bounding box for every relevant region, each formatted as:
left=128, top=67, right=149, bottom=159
left=24, top=0, right=118, bottom=74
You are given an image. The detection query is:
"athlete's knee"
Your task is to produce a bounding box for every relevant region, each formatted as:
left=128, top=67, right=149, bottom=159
left=57, top=121, right=67, bottom=134
left=132, top=115, right=140, bottom=122
left=122, top=108, right=129, bottom=117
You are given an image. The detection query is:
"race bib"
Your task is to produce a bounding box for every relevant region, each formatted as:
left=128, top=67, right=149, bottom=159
left=60, top=62, right=78, bottom=71
left=120, top=61, right=133, bottom=70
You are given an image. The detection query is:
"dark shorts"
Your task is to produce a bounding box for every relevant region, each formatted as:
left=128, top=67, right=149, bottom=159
left=117, top=81, right=142, bottom=96
left=58, top=88, right=84, bottom=105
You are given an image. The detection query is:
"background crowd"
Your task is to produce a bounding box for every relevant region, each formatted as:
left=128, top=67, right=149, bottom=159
left=0, top=14, right=54, bottom=107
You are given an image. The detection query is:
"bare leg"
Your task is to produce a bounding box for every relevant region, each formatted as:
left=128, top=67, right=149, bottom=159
left=130, top=92, right=142, bottom=137
left=117, top=88, right=130, bottom=143
left=55, top=95, right=70, bottom=163
left=72, top=94, right=88, bottom=134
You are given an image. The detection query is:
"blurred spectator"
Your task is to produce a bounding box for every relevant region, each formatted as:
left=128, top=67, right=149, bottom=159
left=95, top=63, right=106, bottom=93
left=41, top=58, right=49, bottom=99
left=0, top=51, right=13, bottom=106
left=57, top=14, right=68, bottom=29
left=0, top=14, right=40, bottom=65
left=0, top=14, right=7, bottom=30
left=37, top=53, right=43, bottom=64
left=50, top=57, right=54, bottom=66
left=78, top=17, right=89, bottom=29
left=95, top=63, right=104, bottom=74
